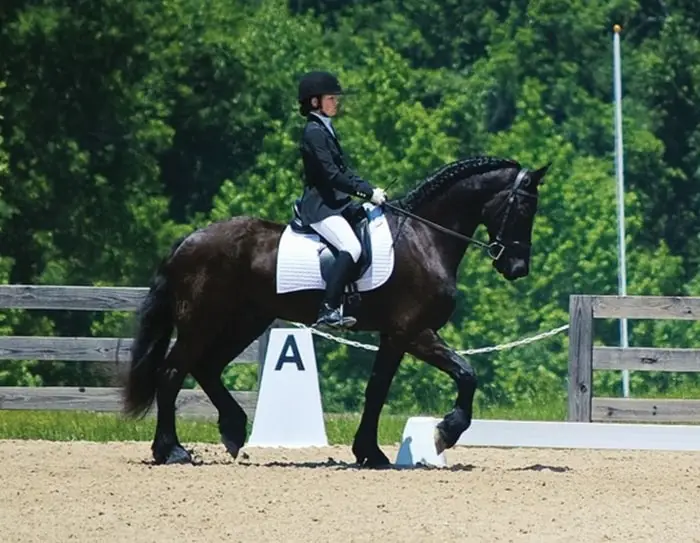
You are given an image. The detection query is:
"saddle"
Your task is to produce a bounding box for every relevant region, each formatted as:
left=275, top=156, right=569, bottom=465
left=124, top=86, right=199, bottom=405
left=290, top=199, right=373, bottom=304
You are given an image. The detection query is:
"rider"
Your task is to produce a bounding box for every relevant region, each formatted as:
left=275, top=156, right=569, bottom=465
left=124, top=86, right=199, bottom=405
left=296, top=70, right=388, bottom=329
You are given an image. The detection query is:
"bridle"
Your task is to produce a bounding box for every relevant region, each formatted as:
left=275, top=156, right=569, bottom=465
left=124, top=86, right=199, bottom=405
left=382, top=168, right=538, bottom=261
left=488, top=168, right=538, bottom=260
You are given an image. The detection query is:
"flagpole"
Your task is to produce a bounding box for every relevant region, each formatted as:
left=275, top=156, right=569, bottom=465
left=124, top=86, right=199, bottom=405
left=613, top=24, right=630, bottom=398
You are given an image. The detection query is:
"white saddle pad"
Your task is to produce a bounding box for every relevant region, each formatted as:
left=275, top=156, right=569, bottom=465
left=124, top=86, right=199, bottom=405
left=276, top=203, right=395, bottom=294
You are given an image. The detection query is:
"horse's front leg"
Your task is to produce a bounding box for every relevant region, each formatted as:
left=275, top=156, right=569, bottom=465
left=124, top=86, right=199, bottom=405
left=406, top=329, right=477, bottom=453
left=352, top=333, right=404, bottom=467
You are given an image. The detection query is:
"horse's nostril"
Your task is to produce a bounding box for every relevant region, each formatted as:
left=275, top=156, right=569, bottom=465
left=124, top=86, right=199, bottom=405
left=510, top=260, right=528, bottom=277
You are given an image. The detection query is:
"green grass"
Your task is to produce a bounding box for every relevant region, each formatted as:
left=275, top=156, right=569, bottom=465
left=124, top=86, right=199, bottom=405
left=474, top=400, right=566, bottom=421
left=5, top=386, right=700, bottom=445
left=0, top=398, right=567, bottom=445
left=0, top=410, right=409, bottom=445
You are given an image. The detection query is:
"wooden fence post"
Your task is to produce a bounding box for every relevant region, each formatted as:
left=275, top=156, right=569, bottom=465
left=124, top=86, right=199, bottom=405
left=568, top=295, right=594, bottom=422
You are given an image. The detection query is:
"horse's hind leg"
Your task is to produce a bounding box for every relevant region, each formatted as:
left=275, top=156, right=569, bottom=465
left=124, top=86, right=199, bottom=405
left=152, top=334, right=204, bottom=464
left=190, top=315, right=273, bottom=459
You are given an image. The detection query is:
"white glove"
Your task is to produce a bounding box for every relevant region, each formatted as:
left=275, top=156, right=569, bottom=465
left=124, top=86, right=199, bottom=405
left=370, top=188, right=387, bottom=205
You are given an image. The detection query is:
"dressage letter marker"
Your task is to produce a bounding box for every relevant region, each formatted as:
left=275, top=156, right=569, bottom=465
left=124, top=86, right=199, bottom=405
left=247, top=328, right=328, bottom=448
left=274, top=334, right=305, bottom=371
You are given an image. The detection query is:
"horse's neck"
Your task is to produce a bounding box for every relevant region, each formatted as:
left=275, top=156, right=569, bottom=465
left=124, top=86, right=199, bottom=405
left=422, top=191, right=482, bottom=234
left=414, top=184, right=485, bottom=276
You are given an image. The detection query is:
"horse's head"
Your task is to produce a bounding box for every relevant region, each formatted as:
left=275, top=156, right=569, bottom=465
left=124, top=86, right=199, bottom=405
left=481, top=163, right=550, bottom=281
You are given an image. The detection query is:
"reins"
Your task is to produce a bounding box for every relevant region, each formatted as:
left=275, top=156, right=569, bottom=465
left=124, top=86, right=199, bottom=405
left=381, top=168, right=535, bottom=261
left=382, top=201, right=505, bottom=260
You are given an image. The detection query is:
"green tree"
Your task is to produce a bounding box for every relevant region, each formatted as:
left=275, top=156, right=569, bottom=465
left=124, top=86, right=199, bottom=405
left=0, top=1, right=187, bottom=386
left=0, top=76, right=40, bottom=386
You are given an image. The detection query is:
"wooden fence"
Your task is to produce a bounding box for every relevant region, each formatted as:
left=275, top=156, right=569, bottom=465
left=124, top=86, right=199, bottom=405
left=0, top=285, right=270, bottom=419
left=568, top=294, right=700, bottom=423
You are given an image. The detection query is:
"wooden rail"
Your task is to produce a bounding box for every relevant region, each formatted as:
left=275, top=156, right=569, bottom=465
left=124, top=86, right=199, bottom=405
left=568, top=294, right=700, bottom=424
left=0, top=336, right=259, bottom=365
left=0, top=284, right=148, bottom=311
left=0, top=285, right=269, bottom=419
left=0, top=387, right=259, bottom=419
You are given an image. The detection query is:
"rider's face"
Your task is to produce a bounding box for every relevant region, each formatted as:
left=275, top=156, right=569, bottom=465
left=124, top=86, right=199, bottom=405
left=320, top=94, right=340, bottom=116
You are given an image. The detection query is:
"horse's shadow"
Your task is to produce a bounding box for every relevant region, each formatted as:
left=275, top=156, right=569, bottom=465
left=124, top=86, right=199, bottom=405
left=509, top=463, right=572, bottom=473
left=134, top=452, right=478, bottom=471
left=235, top=459, right=478, bottom=472
left=132, top=448, right=572, bottom=473
left=133, top=456, right=571, bottom=473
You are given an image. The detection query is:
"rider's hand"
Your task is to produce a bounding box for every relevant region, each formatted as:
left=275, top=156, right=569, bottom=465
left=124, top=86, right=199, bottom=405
left=371, top=188, right=387, bottom=205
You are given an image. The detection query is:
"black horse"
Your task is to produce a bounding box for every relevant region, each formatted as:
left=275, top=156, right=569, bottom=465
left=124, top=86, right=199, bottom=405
left=122, top=156, right=550, bottom=466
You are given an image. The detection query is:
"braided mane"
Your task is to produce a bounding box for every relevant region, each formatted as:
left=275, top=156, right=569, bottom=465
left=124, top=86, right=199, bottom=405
left=397, top=156, right=520, bottom=211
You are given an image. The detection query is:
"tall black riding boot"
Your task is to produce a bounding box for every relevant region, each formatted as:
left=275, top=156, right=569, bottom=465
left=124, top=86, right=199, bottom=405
left=314, top=251, right=358, bottom=329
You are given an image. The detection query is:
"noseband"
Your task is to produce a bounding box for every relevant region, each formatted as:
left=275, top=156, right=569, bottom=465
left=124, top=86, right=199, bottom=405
left=383, top=168, right=538, bottom=261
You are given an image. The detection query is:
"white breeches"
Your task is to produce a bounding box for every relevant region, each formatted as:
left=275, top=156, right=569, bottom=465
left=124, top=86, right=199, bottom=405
left=310, top=214, right=362, bottom=263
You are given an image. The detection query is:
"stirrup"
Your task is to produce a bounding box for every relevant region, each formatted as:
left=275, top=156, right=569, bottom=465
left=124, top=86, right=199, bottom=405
left=313, top=304, right=357, bottom=329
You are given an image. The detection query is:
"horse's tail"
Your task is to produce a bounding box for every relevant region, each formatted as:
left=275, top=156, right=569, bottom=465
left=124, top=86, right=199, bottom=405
left=122, top=236, right=186, bottom=418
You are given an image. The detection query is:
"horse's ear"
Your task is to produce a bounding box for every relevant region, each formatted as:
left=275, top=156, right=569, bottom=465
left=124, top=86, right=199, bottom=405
left=530, top=162, right=552, bottom=185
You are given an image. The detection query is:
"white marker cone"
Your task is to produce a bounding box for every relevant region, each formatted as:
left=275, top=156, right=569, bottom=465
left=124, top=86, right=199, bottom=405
left=247, top=328, right=328, bottom=447
left=394, top=416, right=447, bottom=467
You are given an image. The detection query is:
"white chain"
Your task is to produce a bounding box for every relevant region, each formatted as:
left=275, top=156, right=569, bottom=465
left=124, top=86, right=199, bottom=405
left=287, top=321, right=569, bottom=355
left=456, top=324, right=570, bottom=355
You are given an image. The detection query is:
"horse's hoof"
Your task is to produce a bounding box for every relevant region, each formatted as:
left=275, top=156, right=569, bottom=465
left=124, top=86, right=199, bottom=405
left=218, top=418, right=246, bottom=460
left=165, top=445, right=192, bottom=465
left=221, top=436, right=242, bottom=460
left=434, top=427, right=448, bottom=455
left=354, top=446, right=391, bottom=468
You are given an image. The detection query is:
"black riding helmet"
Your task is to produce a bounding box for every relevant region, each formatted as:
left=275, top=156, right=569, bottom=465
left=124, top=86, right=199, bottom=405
left=297, top=71, right=344, bottom=102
